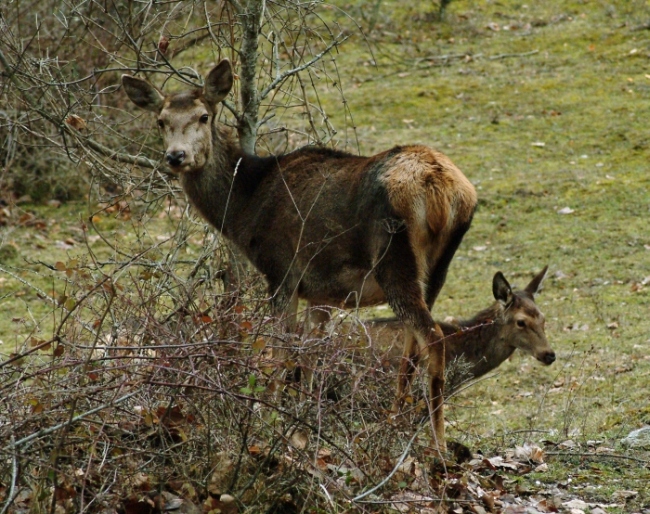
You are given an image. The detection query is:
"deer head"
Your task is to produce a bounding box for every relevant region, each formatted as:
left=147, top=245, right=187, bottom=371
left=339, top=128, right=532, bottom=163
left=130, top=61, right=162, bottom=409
left=493, top=266, right=555, bottom=366
left=121, top=60, right=234, bottom=173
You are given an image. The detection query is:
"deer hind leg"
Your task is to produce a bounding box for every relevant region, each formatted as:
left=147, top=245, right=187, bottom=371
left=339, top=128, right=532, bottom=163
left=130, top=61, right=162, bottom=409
left=374, top=234, right=446, bottom=451
left=393, top=301, right=446, bottom=451
left=424, top=323, right=446, bottom=450
left=417, top=225, right=471, bottom=444
left=425, top=224, right=473, bottom=310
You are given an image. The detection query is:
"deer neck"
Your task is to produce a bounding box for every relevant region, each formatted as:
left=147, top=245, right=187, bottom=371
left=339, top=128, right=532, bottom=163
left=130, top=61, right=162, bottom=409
left=444, top=304, right=515, bottom=378
left=178, top=125, right=249, bottom=236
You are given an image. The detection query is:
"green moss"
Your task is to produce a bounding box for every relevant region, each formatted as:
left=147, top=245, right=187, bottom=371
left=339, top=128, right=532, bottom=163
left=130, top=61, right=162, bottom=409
left=0, top=245, right=19, bottom=264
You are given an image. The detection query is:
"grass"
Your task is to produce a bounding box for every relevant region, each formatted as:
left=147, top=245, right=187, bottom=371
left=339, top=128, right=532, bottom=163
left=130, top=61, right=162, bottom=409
left=1, top=0, right=650, bottom=511
left=319, top=0, right=650, bottom=506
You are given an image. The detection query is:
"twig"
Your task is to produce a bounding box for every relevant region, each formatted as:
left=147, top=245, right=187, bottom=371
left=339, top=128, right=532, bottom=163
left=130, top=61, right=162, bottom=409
left=0, top=45, right=158, bottom=169
left=3, top=391, right=140, bottom=451
left=83, top=136, right=158, bottom=169
left=351, top=421, right=428, bottom=502
left=0, top=265, right=57, bottom=306
left=488, top=49, right=539, bottom=60
left=630, top=21, right=650, bottom=31
left=259, top=34, right=350, bottom=100
left=0, top=436, right=18, bottom=514
left=546, top=451, right=649, bottom=465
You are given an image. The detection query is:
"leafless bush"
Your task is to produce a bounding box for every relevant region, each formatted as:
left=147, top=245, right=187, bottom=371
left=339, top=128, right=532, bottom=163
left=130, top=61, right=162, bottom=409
left=0, top=244, right=451, bottom=512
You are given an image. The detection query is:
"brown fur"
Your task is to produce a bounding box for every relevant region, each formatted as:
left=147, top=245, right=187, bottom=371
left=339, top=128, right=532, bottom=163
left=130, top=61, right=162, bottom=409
left=121, top=59, right=478, bottom=452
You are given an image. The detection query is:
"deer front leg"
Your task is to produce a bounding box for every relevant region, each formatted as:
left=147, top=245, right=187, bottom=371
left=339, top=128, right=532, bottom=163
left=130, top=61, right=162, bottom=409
left=398, top=316, right=446, bottom=452
left=299, top=303, right=333, bottom=399
left=269, top=285, right=299, bottom=332
left=267, top=284, right=299, bottom=393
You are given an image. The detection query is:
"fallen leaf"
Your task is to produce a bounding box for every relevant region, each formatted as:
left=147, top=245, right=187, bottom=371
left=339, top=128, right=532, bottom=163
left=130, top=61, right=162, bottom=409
left=486, top=456, right=518, bottom=470
left=612, top=490, right=637, bottom=500
left=514, top=443, right=545, bottom=464
left=563, top=499, right=588, bottom=510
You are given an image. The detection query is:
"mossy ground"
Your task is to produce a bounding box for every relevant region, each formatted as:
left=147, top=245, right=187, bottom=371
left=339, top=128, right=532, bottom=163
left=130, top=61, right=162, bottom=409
left=319, top=0, right=650, bottom=507
left=1, top=0, right=649, bottom=510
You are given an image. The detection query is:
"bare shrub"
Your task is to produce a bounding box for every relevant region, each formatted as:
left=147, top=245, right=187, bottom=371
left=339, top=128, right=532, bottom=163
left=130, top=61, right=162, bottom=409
left=0, top=245, right=442, bottom=511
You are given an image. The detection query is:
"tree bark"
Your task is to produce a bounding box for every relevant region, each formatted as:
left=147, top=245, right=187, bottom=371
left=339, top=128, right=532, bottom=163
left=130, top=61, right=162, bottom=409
left=238, top=0, right=265, bottom=155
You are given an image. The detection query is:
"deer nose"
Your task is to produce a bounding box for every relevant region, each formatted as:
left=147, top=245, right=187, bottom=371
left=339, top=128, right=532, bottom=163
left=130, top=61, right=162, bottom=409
left=541, top=351, right=556, bottom=365
left=166, top=150, right=185, bottom=167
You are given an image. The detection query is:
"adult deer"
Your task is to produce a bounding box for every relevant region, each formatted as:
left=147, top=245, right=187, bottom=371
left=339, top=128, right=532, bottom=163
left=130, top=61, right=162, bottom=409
left=121, top=59, right=477, bottom=451
left=365, top=267, right=555, bottom=394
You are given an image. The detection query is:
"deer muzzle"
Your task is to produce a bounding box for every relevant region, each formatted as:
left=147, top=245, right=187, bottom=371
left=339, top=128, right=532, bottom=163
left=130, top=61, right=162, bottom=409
left=539, top=351, right=556, bottom=365
left=166, top=150, right=186, bottom=168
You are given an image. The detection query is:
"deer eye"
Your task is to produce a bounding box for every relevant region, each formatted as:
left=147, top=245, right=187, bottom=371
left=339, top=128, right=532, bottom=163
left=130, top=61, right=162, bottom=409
left=157, top=119, right=164, bottom=129
left=199, top=114, right=209, bottom=124
left=516, top=319, right=526, bottom=328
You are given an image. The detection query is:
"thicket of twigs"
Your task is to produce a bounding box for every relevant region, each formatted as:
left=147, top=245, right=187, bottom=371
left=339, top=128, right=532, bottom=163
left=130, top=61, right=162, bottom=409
left=2, top=243, right=440, bottom=512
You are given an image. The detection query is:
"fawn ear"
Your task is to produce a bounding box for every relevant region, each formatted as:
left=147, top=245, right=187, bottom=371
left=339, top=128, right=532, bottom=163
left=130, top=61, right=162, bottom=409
left=204, top=59, right=233, bottom=107
left=493, top=272, right=513, bottom=305
left=121, top=75, right=164, bottom=113
left=525, top=265, right=549, bottom=296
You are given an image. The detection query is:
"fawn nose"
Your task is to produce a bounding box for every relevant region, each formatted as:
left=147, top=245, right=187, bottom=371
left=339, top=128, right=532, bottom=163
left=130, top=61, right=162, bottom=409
left=166, top=150, right=186, bottom=167
left=541, top=351, right=556, bottom=365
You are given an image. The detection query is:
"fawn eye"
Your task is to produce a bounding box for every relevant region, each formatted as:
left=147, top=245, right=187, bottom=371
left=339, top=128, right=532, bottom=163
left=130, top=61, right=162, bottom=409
left=516, top=319, right=526, bottom=328
left=199, top=114, right=209, bottom=124
left=157, top=119, right=164, bottom=129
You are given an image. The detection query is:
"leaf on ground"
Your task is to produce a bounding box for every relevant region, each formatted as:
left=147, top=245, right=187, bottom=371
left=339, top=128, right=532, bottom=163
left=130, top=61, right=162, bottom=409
left=514, top=443, right=545, bottom=464
left=289, top=429, right=309, bottom=450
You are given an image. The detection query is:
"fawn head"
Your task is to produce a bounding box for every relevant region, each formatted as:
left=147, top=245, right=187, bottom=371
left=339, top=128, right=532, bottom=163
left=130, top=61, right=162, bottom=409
left=493, top=266, right=555, bottom=366
left=121, top=59, right=234, bottom=173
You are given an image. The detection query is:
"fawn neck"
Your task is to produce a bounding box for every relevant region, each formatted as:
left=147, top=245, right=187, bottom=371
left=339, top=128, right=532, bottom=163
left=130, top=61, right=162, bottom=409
left=441, top=303, right=514, bottom=378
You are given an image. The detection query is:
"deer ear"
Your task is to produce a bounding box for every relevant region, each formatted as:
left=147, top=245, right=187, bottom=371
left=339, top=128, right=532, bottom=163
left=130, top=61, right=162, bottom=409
left=121, top=75, right=164, bottom=113
left=204, top=59, right=233, bottom=107
left=493, top=272, right=513, bottom=305
left=525, top=265, right=549, bottom=296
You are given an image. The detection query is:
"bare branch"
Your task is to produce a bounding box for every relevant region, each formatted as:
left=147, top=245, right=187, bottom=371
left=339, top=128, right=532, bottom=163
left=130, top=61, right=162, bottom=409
left=82, top=134, right=159, bottom=169
left=5, top=391, right=141, bottom=451
left=259, top=34, right=349, bottom=101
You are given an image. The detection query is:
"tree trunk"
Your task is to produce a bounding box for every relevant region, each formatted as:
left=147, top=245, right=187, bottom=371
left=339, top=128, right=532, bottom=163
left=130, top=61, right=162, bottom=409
left=238, top=0, right=265, bottom=155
